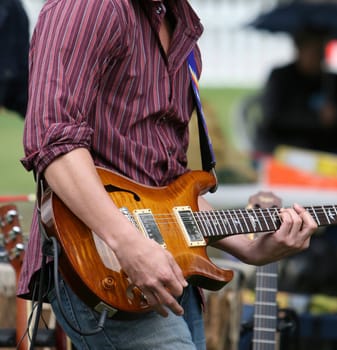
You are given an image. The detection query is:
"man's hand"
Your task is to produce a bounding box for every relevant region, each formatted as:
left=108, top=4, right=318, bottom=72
left=115, top=232, right=188, bottom=317
left=212, top=202, right=318, bottom=266
left=273, top=203, right=317, bottom=254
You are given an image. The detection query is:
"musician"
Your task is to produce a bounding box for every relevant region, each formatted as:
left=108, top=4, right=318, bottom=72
left=258, top=29, right=337, bottom=154
left=18, top=1, right=317, bottom=349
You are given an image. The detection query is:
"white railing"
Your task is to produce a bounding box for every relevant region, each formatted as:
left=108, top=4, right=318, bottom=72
left=21, top=0, right=294, bottom=88
left=190, top=0, right=294, bottom=87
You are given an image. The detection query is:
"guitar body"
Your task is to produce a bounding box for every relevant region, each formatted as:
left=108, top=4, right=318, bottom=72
left=41, top=168, right=233, bottom=318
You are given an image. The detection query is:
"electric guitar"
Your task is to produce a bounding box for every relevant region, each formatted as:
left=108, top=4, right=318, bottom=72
left=0, top=204, right=29, bottom=350
left=0, top=204, right=71, bottom=350
left=248, top=192, right=281, bottom=350
left=40, top=167, right=337, bottom=319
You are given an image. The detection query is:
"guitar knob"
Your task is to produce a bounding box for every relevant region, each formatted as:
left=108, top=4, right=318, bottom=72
left=126, top=284, right=148, bottom=307
left=102, top=276, right=115, bottom=290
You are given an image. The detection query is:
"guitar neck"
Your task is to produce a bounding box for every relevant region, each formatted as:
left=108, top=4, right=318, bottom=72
left=194, top=205, right=337, bottom=240
left=253, top=262, right=278, bottom=350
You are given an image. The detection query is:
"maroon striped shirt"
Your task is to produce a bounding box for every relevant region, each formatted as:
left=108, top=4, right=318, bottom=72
left=18, top=0, right=203, bottom=297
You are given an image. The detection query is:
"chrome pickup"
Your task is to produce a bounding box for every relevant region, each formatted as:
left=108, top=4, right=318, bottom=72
left=173, top=206, right=206, bottom=247
left=133, top=209, right=166, bottom=247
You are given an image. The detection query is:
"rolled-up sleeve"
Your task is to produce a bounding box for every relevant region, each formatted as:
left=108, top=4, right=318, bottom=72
left=21, top=0, right=125, bottom=175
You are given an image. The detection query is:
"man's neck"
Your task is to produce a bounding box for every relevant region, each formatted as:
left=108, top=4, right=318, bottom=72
left=159, top=3, right=174, bottom=54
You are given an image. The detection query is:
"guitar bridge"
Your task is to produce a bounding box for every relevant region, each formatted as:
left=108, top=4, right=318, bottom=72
left=173, top=207, right=206, bottom=247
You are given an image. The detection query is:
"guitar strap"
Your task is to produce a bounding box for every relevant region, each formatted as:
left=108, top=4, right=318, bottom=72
left=187, top=51, right=218, bottom=193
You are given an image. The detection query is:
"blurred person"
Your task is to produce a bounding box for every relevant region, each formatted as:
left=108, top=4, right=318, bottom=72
left=257, top=29, right=337, bottom=154
left=0, top=0, right=29, bottom=118
left=18, top=1, right=318, bottom=349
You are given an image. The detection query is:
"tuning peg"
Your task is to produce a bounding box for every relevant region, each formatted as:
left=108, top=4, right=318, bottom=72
left=5, top=209, right=18, bottom=224
left=6, top=226, right=22, bottom=243
left=8, top=243, right=25, bottom=261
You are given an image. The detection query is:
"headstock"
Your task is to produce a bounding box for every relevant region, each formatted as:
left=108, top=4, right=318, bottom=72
left=248, top=191, right=282, bottom=210
left=0, top=204, right=25, bottom=276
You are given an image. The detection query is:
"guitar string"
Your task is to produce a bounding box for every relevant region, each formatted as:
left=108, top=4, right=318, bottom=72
left=145, top=207, right=336, bottom=223
left=142, top=206, right=336, bottom=217
left=130, top=207, right=337, bottom=239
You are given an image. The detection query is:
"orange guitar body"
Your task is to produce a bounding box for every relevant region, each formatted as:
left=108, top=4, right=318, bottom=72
left=41, top=168, right=233, bottom=318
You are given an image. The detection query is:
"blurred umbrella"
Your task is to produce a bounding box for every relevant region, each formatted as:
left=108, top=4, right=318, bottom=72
left=249, top=1, right=337, bottom=38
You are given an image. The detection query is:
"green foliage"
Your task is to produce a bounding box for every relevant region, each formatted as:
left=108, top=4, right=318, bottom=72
left=201, top=86, right=257, bottom=142
left=0, top=87, right=256, bottom=195
left=0, top=110, right=35, bottom=195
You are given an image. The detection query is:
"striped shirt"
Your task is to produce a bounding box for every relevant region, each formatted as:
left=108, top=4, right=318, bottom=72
left=18, top=0, right=203, bottom=297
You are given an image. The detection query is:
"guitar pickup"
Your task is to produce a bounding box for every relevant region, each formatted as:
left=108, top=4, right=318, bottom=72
left=133, top=209, right=166, bottom=247
left=173, top=207, right=206, bottom=247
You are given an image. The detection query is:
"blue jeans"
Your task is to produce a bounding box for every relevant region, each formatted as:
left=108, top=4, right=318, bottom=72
left=48, top=278, right=206, bottom=350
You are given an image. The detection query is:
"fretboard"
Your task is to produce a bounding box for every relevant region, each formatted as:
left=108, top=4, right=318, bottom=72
left=193, top=205, right=337, bottom=239
left=252, top=262, right=278, bottom=350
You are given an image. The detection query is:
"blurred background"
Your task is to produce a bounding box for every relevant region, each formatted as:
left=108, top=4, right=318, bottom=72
left=1, top=0, right=337, bottom=349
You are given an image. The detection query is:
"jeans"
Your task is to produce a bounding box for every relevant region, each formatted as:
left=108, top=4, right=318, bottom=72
left=48, top=278, right=206, bottom=350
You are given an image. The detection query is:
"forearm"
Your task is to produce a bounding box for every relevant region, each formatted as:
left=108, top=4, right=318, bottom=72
left=212, top=233, right=286, bottom=266
left=44, top=147, right=137, bottom=251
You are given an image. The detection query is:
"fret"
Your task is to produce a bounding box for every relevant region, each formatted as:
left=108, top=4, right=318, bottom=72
left=311, top=205, right=320, bottom=225
left=227, top=209, right=239, bottom=234
left=322, top=206, right=330, bottom=225
left=199, top=211, right=213, bottom=237
left=253, top=327, right=276, bottom=333
left=239, top=209, right=251, bottom=232
left=244, top=208, right=256, bottom=232
left=253, top=339, right=276, bottom=345
left=254, top=315, right=277, bottom=320
left=222, top=209, right=236, bottom=235
left=331, top=205, right=337, bottom=221
left=252, top=209, right=264, bottom=231
left=256, top=272, right=277, bottom=278
left=266, top=208, right=278, bottom=230
left=255, top=287, right=277, bottom=292
left=322, top=205, right=337, bottom=226
left=255, top=301, right=277, bottom=306
left=207, top=211, right=219, bottom=237
left=211, top=211, right=225, bottom=236
left=246, top=209, right=260, bottom=232
left=204, top=211, right=217, bottom=237
left=258, top=208, right=269, bottom=231
left=327, top=206, right=337, bottom=224
left=215, top=211, right=229, bottom=236
left=233, top=210, right=245, bottom=233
